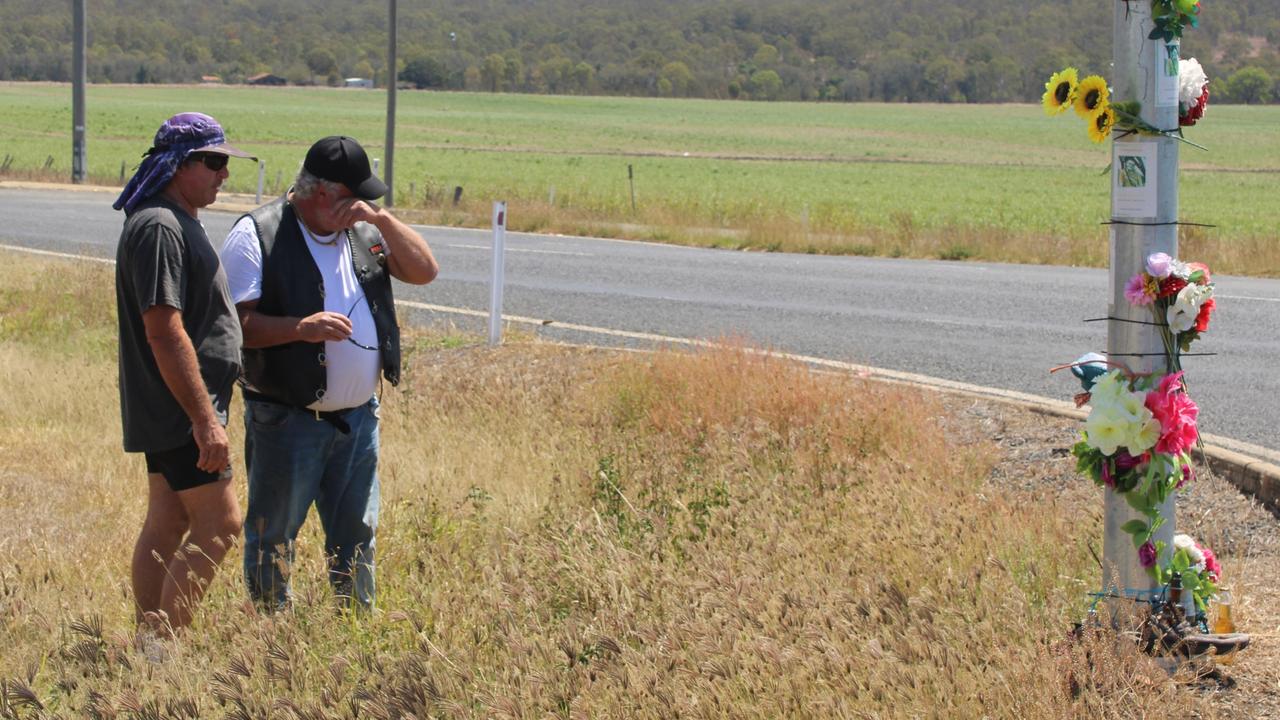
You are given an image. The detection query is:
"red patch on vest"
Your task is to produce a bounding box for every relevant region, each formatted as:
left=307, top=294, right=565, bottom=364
left=369, top=244, right=383, bottom=254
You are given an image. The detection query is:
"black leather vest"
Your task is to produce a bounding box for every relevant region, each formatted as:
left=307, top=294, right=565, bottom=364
left=239, top=197, right=401, bottom=408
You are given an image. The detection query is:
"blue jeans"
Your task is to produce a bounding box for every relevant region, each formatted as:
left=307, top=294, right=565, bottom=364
left=242, top=395, right=380, bottom=610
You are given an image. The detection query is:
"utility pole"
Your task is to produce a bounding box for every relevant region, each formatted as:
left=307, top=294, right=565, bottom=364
left=72, top=0, right=87, bottom=184
left=383, top=0, right=397, bottom=206
left=1104, top=0, right=1181, bottom=608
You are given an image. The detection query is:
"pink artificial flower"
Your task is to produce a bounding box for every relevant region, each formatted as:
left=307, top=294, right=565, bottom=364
left=1145, top=372, right=1199, bottom=456
left=1146, top=252, right=1174, bottom=279
left=1201, top=544, right=1221, bottom=581
left=1139, top=541, right=1157, bottom=568
left=1125, top=273, right=1157, bottom=306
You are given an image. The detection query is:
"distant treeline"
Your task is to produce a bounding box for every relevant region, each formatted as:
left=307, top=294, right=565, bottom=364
left=3, top=0, right=1278, bottom=103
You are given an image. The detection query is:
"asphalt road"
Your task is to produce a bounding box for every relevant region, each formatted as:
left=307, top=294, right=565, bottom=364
left=3, top=186, right=1277, bottom=454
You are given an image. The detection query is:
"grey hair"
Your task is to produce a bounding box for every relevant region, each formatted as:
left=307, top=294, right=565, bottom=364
left=292, top=169, right=344, bottom=200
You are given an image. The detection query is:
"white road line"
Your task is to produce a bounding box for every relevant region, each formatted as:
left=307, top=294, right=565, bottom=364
left=0, top=243, right=114, bottom=265
left=1217, top=294, right=1280, bottom=303
left=444, top=242, right=591, bottom=256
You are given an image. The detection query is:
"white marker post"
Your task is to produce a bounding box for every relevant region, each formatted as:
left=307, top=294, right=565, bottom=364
left=488, top=201, right=508, bottom=346
left=256, top=160, right=266, bottom=203
left=1104, top=0, right=1181, bottom=616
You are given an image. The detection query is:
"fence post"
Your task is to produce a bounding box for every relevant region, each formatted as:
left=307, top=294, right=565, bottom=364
left=628, top=164, right=636, bottom=211
left=256, top=160, right=266, bottom=203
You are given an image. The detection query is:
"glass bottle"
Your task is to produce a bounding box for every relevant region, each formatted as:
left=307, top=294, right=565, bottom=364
left=1212, top=588, right=1235, bottom=634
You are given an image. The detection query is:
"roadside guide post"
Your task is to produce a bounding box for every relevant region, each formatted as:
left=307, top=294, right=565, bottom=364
left=489, top=201, right=507, bottom=346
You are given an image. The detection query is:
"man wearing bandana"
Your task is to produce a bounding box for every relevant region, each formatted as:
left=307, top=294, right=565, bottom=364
left=220, top=136, right=438, bottom=611
left=113, top=112, right=255, bottom=635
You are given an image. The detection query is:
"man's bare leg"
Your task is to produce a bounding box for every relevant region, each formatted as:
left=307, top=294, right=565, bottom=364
left=131, top=473, right=189, bottom=625
left=157, top=476, right=242, bottom=632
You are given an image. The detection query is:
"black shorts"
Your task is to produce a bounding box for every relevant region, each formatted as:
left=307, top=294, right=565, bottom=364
left=144, top=437, right=232, bottom=492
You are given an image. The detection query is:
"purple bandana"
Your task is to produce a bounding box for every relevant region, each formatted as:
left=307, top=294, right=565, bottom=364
left=113, top=112, right=252, bottom=214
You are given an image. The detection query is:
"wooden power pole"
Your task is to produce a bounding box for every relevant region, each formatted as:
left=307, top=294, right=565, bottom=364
left=384, top=0, right=397, bottom=206
left=72, top=0, right=87, bottom=184
left=1104, top=0, right=1181, bottom=606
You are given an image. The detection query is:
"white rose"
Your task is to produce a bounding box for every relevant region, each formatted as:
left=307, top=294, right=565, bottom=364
left=1173, top=533, right=1207, bottom=572
left=1179, top=58, right=1208, bottom=108
left=1167, top=283, right=1211, bottom=333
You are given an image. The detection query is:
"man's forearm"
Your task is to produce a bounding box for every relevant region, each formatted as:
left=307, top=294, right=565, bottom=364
left=236, top=302, right=353, bottom=348
left=374, top=212, right=439, bottom=285
left=239, top=309, right=306, bottom=349
left=148, top=324, right=218, bottom=429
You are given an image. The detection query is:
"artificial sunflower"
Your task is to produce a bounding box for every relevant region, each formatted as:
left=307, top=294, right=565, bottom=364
left=1074, top=75, right=1110, bottom=119
left=1042, top=67, right=1079, bottom=116
left=1088, top=104, right=1117, bottom=143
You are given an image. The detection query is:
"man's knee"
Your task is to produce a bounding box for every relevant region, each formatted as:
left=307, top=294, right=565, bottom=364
left=186, top=508, right=243, bottom=557
left=142, top=513, right=189, bottom=546
left=216, top=513, right=244, bottom=542
left=206, top=511, right=243, bottom=544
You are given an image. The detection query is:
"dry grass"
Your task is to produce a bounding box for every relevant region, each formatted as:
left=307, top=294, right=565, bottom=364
left=0, top=251, right=1245, bottom=718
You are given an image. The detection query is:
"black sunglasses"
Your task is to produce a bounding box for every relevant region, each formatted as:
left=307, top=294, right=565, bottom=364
left=188, top=152, right=229, bottom=172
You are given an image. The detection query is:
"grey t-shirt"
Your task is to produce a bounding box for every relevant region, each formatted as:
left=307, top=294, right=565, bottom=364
left=115, top=194, right=243, bottom=453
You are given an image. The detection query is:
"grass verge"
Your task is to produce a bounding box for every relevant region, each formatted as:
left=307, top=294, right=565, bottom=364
left=0, top=251, right=1222, bottom=717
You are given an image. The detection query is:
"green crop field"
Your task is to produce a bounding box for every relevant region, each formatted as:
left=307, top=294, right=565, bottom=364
left=1, top=82, right=1277, bottom=272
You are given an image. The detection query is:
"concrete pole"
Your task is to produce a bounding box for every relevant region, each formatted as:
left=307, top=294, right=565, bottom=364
left=71, top=0, right=87, bottom=184
left=1104, top=0, right=1180, bottom=606
left=383, top=0, right=397, bottom=206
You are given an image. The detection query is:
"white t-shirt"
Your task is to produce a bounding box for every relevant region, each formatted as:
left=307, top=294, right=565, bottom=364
left=221, top=215, right=383, bottom=411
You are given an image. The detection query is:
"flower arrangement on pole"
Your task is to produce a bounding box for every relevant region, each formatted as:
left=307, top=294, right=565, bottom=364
left=1070, top=366, right=1220, bottom=612
left=1041, top=3, right=1211, bottom=148
left=1064, top=251, right=1220, bottom=616
left=1123, top=251, right=1215, bottom=373
left=1043, top=67, right=1208, bottom=147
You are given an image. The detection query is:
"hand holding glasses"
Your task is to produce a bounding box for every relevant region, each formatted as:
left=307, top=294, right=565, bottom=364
left=343, top=295, right=378, bottom=351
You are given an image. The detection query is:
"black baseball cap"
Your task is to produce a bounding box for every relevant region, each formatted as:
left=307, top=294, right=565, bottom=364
left=303, top=136, right=387, bottom=200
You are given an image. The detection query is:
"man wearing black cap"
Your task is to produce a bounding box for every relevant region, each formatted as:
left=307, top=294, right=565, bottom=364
left=220, top=135, right=438, bottom=610
left=114, top=111, right=255, bottom=635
